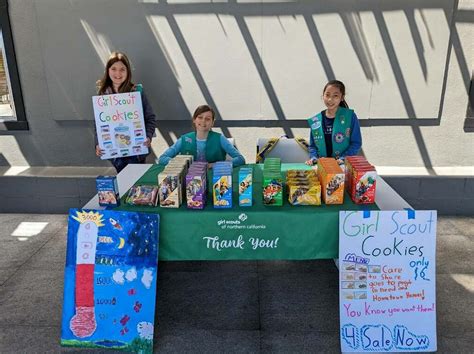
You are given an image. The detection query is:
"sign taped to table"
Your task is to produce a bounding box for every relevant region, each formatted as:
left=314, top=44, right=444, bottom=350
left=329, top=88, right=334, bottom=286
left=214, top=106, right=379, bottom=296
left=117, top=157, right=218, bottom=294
left=61, top=209, right=159, bottom=353
left=93, top=92, right=148, bottom=159
left=339, top=210, right=437, bottom=352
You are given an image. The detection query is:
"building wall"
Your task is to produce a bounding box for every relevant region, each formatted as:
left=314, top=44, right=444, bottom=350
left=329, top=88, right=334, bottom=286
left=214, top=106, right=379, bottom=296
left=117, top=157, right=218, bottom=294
left=1, top=0, right=473, bottom=172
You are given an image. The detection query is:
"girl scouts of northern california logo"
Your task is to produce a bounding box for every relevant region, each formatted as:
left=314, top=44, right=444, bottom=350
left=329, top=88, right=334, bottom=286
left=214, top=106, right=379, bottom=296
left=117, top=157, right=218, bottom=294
left=335, top=132, right=345, bottom=143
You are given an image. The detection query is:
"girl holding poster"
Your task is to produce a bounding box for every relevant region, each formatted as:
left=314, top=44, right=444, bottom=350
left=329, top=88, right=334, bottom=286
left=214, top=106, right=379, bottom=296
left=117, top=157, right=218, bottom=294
left=157, top=105, right=245, bottom=168
left=95, top=52, right=157, bottom=173
left=305, top=80, right=362, bottom=165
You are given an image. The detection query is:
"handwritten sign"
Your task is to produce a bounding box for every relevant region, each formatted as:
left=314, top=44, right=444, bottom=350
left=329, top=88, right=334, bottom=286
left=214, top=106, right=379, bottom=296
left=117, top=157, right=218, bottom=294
left=93, top=92, right=148, bottom=159
left=61, top=209, right=159, bottom=353
left=339, top=210, right=437, bottom=352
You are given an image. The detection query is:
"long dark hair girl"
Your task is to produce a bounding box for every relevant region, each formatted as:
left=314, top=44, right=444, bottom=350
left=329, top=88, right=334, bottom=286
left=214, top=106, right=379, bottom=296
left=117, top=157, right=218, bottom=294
left=96, top=51, right=134, bottom=94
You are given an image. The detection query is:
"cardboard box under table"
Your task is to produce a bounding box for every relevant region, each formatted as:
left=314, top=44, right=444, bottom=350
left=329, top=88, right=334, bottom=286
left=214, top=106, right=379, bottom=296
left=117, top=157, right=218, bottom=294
left=114, top=163, right=379, bottom=261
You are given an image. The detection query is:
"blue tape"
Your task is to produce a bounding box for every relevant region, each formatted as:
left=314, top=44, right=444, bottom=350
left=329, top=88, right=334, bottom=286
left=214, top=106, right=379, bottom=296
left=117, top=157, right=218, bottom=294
left=363, top=210, right=371, bottom=219
left=404, top=208, right=415, bottom=219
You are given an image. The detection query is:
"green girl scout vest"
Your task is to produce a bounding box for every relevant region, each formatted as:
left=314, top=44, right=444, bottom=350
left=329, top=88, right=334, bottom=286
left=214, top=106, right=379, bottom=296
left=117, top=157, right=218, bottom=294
left=133, top=84, right=143, bottom=93
left=307, top=107, right=353, bottom=158
left=180, top=131, right=226, bottom=162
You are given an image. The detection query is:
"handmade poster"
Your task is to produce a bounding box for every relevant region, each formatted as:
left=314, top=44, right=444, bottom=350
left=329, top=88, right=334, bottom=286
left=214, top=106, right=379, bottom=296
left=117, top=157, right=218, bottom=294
left=339, top=210, right=437, bottom=352
left=61, top=209, right=159, bottom=353
left=93, top=92, right=148, bottom=159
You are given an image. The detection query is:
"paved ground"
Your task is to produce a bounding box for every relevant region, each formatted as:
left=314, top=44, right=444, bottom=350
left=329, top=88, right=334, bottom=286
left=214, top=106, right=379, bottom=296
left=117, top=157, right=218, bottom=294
left=0, top=214, right=472, bottom=353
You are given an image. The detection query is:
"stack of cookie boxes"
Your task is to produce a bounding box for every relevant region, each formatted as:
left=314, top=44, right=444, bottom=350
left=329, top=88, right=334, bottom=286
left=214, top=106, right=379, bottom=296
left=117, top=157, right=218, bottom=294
left=212, top=161, right=233, bottom=208
left=96, top=175, right=120, bottom=207
left=158, top=155, right=193, bottom=208
left=238, top=167, right=253, bottom=207
left=345, top=156, right=377, bottom=204
left=262, top=158, right=283, bottom=206
left=286, top=169, right=321, bottom=206
left=185, top=161, right=208, bottom=209
left=317, top=157, right=345, bottom=205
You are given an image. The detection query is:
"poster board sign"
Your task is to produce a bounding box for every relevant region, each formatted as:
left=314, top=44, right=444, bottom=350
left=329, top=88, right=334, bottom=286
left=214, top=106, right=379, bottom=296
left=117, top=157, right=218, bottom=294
left=339, top=210, right=437, bottom=352
left=61, top=209, right=159, bottom=353
left=93, top=92, right=148, bottom=159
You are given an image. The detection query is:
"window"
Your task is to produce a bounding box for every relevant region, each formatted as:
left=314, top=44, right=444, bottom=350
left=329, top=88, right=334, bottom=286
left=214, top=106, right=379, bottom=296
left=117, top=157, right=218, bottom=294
left=0, top=0, right=27, bottom=130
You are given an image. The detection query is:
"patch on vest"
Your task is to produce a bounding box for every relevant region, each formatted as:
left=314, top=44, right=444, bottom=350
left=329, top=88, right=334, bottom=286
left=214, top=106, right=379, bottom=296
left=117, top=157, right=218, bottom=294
left=311, top=117, right=321, bottom=130
left=345, top=128, right=351, bottom=137
left=185, top=137, right=192, bottom=143
left=335, top=132, right=345, bottom=143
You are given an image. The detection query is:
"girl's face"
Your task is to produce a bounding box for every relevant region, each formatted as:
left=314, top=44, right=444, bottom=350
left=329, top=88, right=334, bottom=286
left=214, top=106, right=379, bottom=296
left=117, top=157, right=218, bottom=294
left=323, top=85, right=344, bottom=111
left=108, top=61, right=128, bottom=88
left=193, top=111, right=214, bottom=132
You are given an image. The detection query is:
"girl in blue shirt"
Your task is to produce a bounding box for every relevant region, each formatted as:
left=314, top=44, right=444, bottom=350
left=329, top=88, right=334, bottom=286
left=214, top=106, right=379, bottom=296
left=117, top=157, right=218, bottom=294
left=158, top=105, right=245, bottom=167
left=306, top=80, right=362, bottom=165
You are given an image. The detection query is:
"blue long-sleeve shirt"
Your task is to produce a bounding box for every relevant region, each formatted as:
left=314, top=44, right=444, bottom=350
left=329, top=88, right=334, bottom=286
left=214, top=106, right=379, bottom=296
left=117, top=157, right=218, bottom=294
left=308, top=111, right=362, bottom=159
left=158, top=134, right=246, bottom=167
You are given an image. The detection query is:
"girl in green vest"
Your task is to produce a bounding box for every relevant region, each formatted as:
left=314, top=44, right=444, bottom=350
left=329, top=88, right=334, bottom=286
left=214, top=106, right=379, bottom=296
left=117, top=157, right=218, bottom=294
left=305, top=80, right=362, bottom=165
left=157, top=105, right=245, bottom=167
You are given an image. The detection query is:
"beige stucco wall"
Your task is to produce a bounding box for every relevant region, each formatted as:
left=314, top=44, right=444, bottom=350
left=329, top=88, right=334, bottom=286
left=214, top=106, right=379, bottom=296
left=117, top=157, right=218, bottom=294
left=0, top=0, right=472, bottom=174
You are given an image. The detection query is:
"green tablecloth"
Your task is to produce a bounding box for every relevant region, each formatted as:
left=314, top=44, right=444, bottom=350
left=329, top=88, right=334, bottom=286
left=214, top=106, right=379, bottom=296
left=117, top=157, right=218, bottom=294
left=116, top=163, right=378, bottom=260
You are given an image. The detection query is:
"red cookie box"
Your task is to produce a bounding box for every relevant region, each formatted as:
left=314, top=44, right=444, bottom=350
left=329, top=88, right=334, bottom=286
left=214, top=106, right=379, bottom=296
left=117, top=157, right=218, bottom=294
left=345, top=156, right=368, bottom=192
left=350, top=165, right=377, bottom=204
left=348, top=162, right=372, bottom=192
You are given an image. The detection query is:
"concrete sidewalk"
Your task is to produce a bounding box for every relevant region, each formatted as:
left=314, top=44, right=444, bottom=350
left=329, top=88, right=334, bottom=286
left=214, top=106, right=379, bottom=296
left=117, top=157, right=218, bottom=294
left=0, top=214, right=472, bottom=353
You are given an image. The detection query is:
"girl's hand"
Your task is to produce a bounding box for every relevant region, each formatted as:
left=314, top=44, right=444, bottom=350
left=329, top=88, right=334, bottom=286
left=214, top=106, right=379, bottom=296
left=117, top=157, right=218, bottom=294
left=207, top=163, right=214, bottom=169
left=144, top=137, right=152, bottom=147
left=305, top=158, right=316, bottom=166
left=96, top=145, right=104, bottom=157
